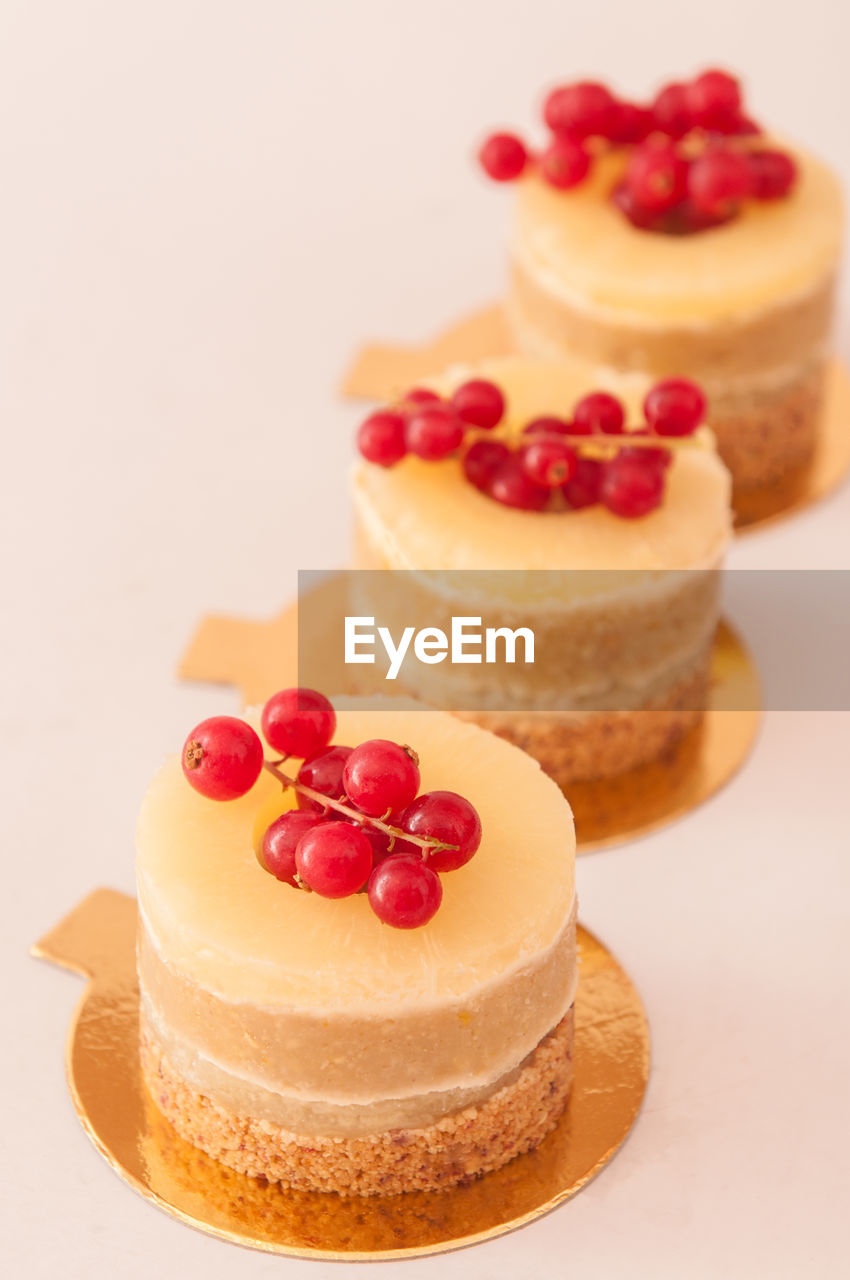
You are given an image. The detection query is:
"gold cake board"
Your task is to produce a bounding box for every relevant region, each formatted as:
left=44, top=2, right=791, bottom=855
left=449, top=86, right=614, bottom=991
left=179, top=602, right=761, bottom=854
left=340, top=302, right=850, bottom=532
left=32, top=890, right=649, bottom=1260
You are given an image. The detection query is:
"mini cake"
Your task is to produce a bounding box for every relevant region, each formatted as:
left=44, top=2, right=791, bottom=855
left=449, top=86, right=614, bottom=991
left=137, top=692, right=577, bottom=1196
left=351, top=356, right=732, bottom=786
left=478, top=70, right=843, bottom=517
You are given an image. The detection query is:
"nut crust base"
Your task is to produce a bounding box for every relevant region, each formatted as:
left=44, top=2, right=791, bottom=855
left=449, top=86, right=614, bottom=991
left=140, top=1009, right=574, bottom=1198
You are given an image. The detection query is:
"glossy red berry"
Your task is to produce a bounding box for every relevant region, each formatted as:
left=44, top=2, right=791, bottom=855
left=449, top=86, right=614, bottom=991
left=611, top=180, right=664, bottom=231
left=368, top=856, right=443, bottom=929
left=398, top=791, right=482, bottom=874
left=520, top=437, right=577, bottom=488
left=573, top=391, right=625, bottom=435
left=523, top=415, right=571, bottom=436
left=405, top=403, right=465, bottom=460
left=343, top=739, right=421, bottom=816
left=451, top=378, right=505, bottom=429
left=601, top=454, right=665, bottom=518
left=357, top=410, right=407, bottom=467
left=688, top=148, right=751, bottom=218
left=479, top=132, right=528, bottom=181
left=261, top=810, right=325, bottom=886
left=625, top=142, right=689, bottom=214
left=262, top=688, right=336, bottom=760
left=562, top=457, right=604, bottom=509
left=296, top=745, right=353, bottom=813
left=182, top=716, right=264, bottom=801
left=487, top=457, right=550, bottom=511
left=540, top=137, right=590, bottom=190
left=463, top=438, right=511, bottom=491
left=402, top=386, right=441, bottom=406
left=644, top=378, right=707, bottom=436
left=295, top=820, right=373, bottom=898
left=619, top=443, right=673, bottom=471
left=543, top=81, right=618, bottom=139
left=651, top=82, right=693, bottom=139
left=748, top=149, right=797, bottom=199
left=609, top=100, right=654, bottom=144
left=687, top=69, right=742, bottom=133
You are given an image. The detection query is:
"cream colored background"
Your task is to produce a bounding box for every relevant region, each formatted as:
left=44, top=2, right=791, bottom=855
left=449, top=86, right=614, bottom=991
left=3, top=1, right=849, bottom=1277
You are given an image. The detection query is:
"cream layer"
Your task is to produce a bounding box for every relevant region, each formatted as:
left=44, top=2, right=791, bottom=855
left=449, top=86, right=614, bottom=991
left=511, top=142, right=843, bottom=325
left=139, top=1003, right=574, bottom=1137
left=507, top=281, right=833, bottom=394
left=351, top=528, right=719, bottom=711
left=138, top=899, right=576, bottom=1116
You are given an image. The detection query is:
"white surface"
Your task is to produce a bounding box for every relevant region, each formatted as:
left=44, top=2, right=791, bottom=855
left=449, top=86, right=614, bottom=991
left=2, top=2, right=849, bottom=1277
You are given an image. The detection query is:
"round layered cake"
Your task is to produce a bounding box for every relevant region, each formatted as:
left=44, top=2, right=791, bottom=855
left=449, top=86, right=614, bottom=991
left=137, top=704, right=577, bottom=1196
left=351, top=356, right=732, bottom=786
left=507, top=143, right=842, bottom=511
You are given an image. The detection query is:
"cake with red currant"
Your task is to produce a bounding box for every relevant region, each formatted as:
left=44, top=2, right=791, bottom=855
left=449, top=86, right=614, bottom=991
left=351, top=356, right=732, bottom=787
left=137, top=689, right=577, bottom=1196
left=478, top=69, right=843, bottom=518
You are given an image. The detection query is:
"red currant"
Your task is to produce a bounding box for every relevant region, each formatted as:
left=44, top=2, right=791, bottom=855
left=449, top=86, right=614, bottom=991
left=573, top=391, right=625, bottom=435
left=296, top=745, right=353, bottom=813
left=398, top=791, right=482, bottom=874
left=405, top=403, right=464, bottom=460
left=295, top=821, right=373, bottom=898
left=342, top=739, right=421, bottom=816
left=368, top=856, right=443, bottom=929
left=357, top=410, right=406, bottom=467
left=651, top=82, right=693, bottom=139
left=611, top=180, right=664, bottom=231
left=463, top=438, right=511, bottom=491
left=687, top=69, right=742, bottom=133
left=487, top=457, right=550, bottom=511
left=261, top=688, right=336, bottom=760
left=451, top=378, right=505, bottom=429
left=357, top=822, right=396, bottom=865
left=182, top=716, right=264, bottom=801
left=609, top=100, right=654, bottom=144
left=601, top=454, right=665, bottom=518
left=402, top=386, right=441, bottom=406
left=540, top=137, right=590, bottom=190
left=478, top=132, right=528, bottom=181
left=624, top=142, right=689, bottom=214
left=688, top=147, right=751, bottom=218
left=523, top=415, right=571, bottom=436
left=261, top=810, right=325, bottom=886
left=644, top=378, right=707, bottom=436
left=747, top=149, right=797, bottom=200
left=543, top=81, right=618, bottom=139
left=619, top=443, right=673, bottom=471
left=520, top=437, right=577, bottom=488
left=562, top=457, right=603, bottom=509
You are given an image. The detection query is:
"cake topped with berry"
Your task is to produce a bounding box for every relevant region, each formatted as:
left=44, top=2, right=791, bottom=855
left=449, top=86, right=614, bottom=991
left=137, top=691, right=578, bottom=1195
left=352, top=356, right=732, bottom=576
left=476, top=70, right=842, bottom=508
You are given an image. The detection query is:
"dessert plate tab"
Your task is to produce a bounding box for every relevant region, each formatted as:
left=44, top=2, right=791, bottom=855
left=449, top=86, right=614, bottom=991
left=179, top=601, right=761, bottom=853
left=33, top=893, right=649, bottom=1260
left=340, top=303, right=850, bottom=531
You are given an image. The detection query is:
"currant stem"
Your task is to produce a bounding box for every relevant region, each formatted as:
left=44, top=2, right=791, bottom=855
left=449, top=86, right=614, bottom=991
left=261, top=760, right=458, bottom=857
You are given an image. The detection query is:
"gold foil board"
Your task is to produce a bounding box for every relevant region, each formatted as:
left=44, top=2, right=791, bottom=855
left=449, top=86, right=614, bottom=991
left=32, top=891, right=649, bottom=1260
left=340, top=303, right=850, bottom=532
left=179, top=604, right=761, bottom=853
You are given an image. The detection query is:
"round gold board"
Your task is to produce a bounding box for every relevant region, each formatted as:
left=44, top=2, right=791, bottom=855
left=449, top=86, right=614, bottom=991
left=178, top=604, right=761, bottom=853
left=32, top=890, right=649, bottom=1260
left=340, top=302, right=850, bottom=532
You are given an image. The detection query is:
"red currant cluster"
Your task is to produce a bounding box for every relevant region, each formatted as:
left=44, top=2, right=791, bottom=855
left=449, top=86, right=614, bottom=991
left=182, top=688, right=482, bottom=930
left=357, top=375, right=707, bottom=518
left=478, top=69, right=797, bottom=234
